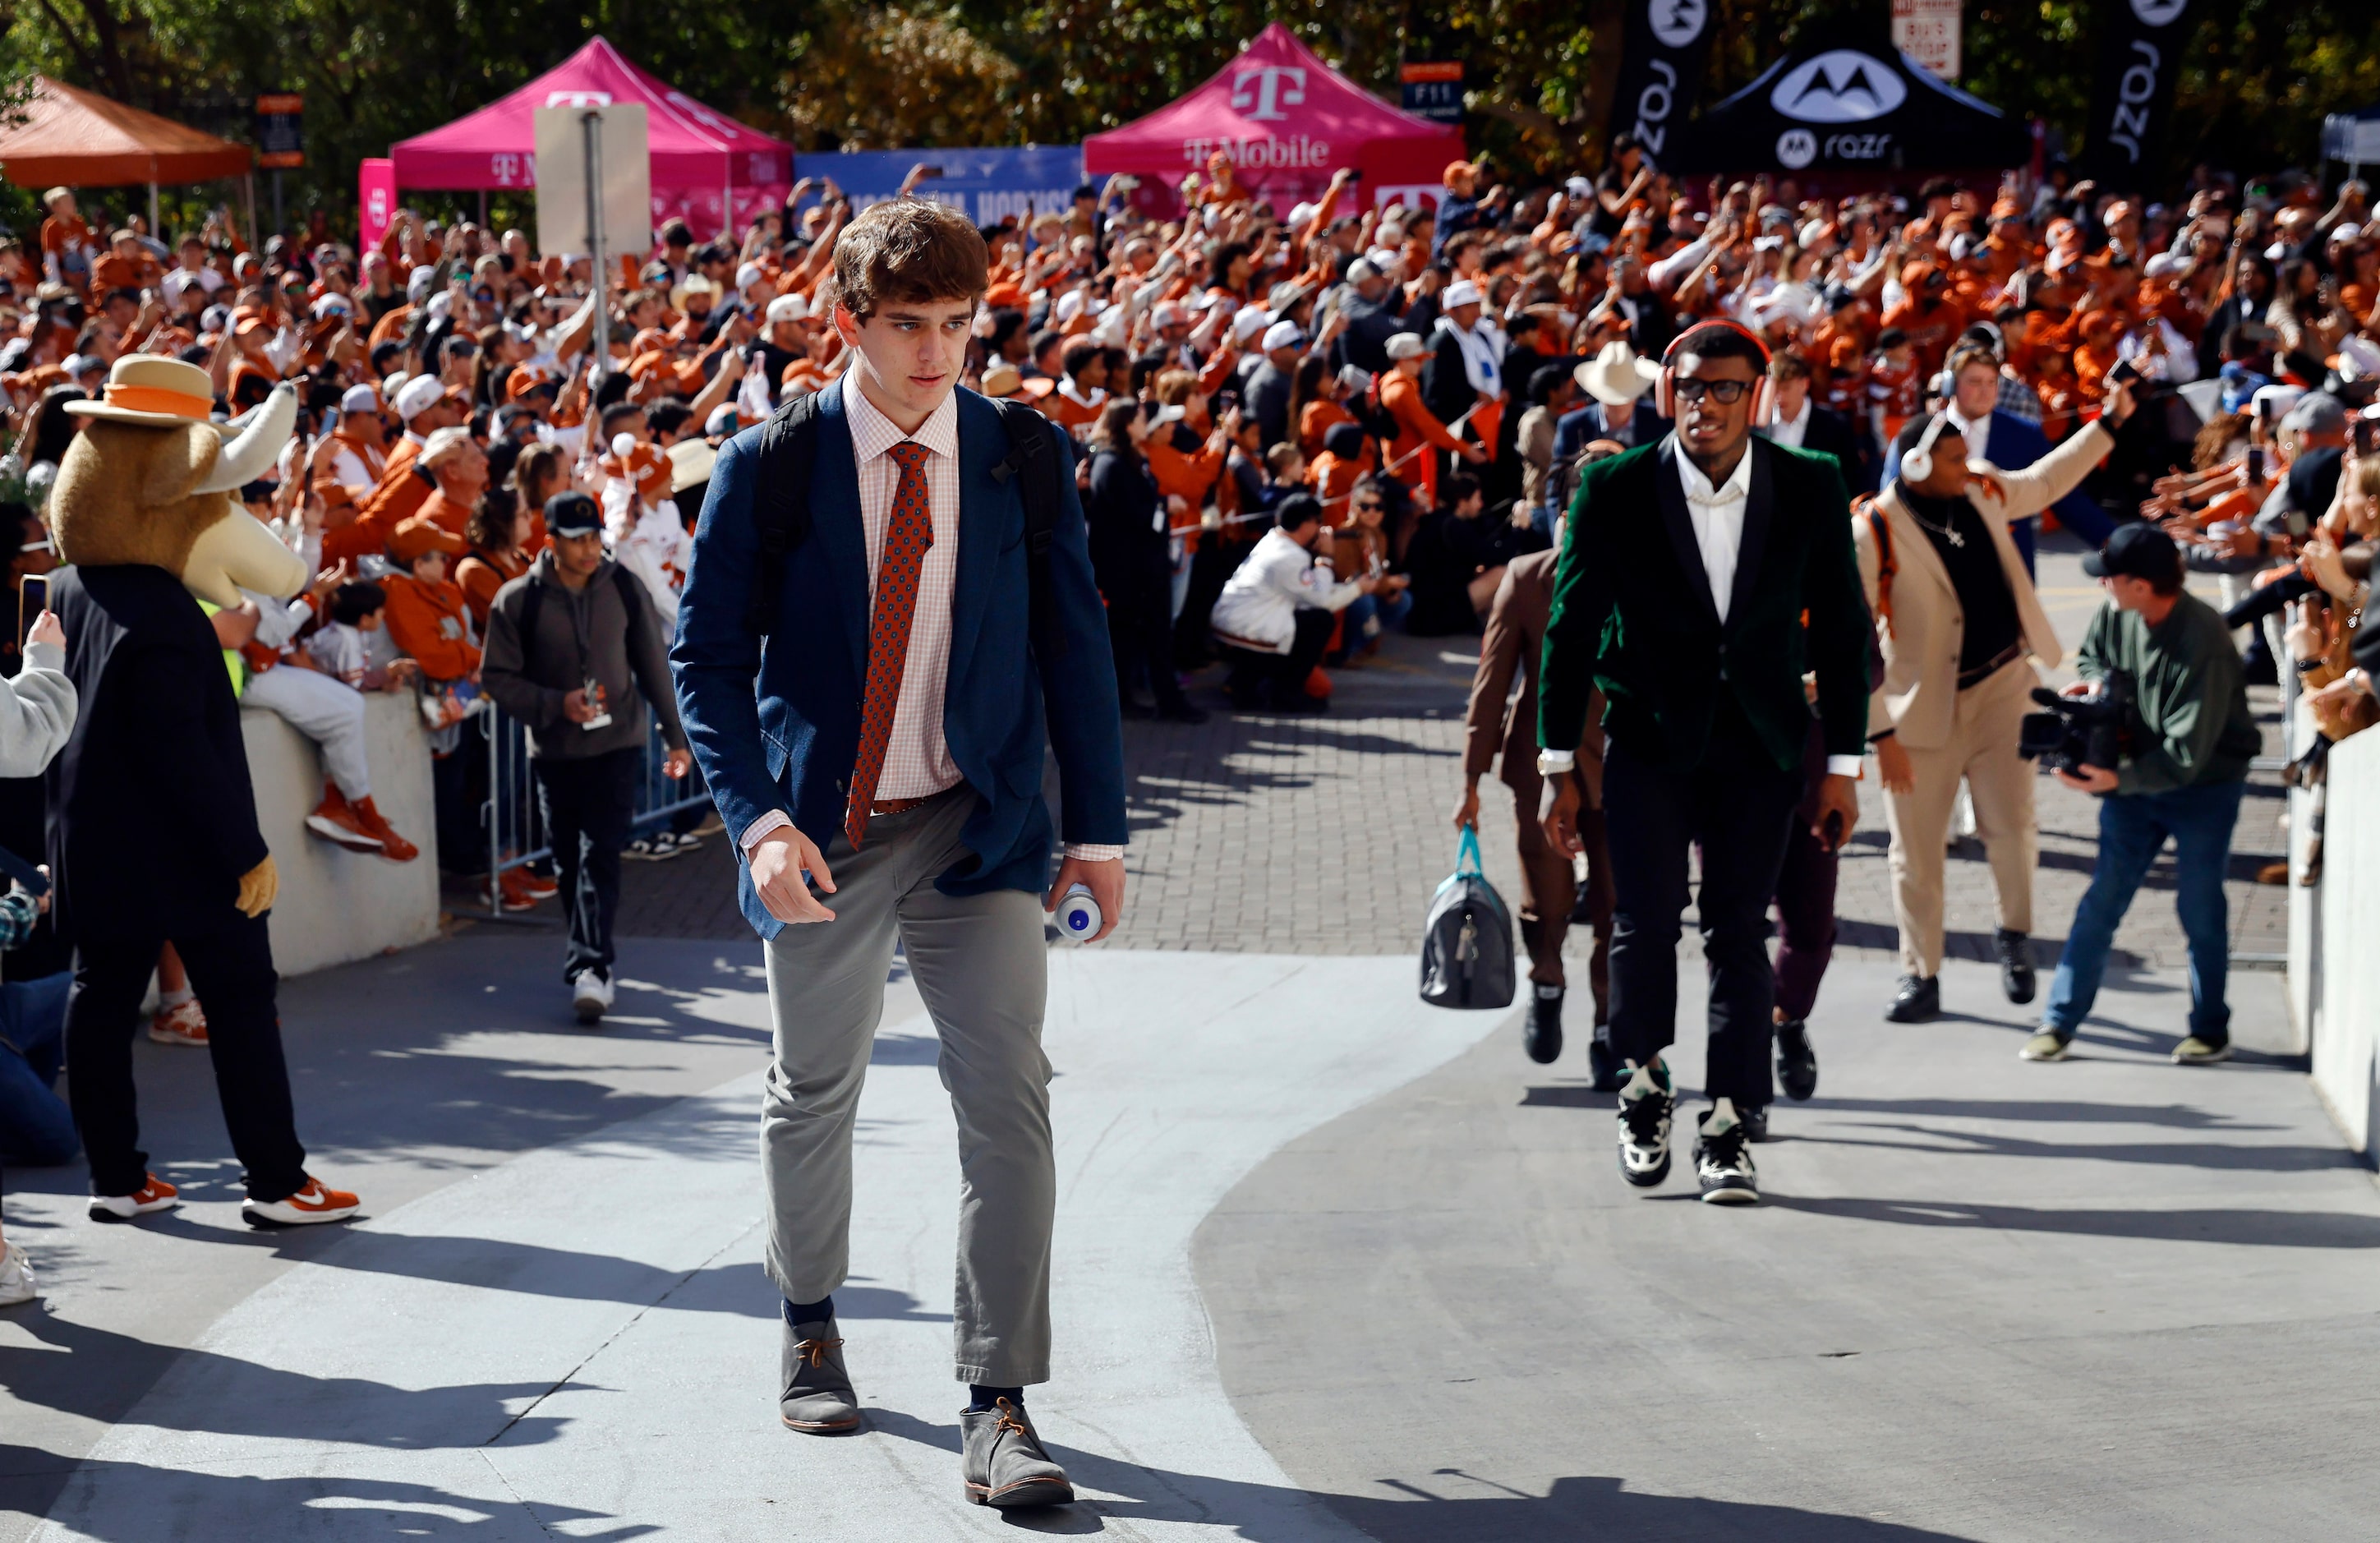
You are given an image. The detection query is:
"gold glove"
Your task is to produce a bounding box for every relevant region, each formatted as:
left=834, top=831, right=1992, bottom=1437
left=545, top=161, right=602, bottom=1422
left=235, top=855, right=279, bottom=918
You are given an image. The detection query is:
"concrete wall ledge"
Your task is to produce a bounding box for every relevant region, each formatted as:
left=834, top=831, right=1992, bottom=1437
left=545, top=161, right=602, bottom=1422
left=241, top=687, right=441, bottom=978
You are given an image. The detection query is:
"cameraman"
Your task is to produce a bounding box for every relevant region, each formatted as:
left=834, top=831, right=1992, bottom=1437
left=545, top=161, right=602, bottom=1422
left=2025, top=524, right=2261, bottom=1066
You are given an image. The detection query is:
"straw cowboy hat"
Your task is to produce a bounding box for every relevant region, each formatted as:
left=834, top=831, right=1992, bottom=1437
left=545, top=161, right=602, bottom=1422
left=64, top=357, right=223, bottom=429
left=1573, top=341, right=1660, bottom=407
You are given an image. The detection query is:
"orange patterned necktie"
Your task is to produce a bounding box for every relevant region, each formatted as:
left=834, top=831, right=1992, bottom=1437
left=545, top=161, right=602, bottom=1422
left=845, top=440, right=935, bottom=849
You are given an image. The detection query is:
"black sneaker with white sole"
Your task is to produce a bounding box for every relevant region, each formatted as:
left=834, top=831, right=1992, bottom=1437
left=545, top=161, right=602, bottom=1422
left=1739, top=1103, right=1770, bottom=1143
left=1615, top=1066, right=1674, bottom=1188
left=1692, top=1109, right=1759, bottom=1204
left=1775, top=1018, right=1817, bottom=1101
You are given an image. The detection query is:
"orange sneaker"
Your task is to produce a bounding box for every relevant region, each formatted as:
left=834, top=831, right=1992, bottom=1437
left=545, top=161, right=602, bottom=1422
left=513, top=866, right=559, bottom=899
left=348, top=795, right=421, bottom=864
left=304, top=783, right=384, bottom=852
left=90, top=1173, right=180, bottom=1222
left=150, top=997, right=209, bottom=1047
left=242, top=1176, right=361, bottom=1227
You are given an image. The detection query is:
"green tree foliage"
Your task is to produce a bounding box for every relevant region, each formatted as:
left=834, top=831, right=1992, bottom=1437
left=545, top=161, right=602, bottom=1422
left=0, top=0, right=2368, bottom=239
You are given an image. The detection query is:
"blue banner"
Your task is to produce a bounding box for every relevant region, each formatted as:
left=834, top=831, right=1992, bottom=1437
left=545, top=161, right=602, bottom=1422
left=791, top=147, right=1087, bottom=227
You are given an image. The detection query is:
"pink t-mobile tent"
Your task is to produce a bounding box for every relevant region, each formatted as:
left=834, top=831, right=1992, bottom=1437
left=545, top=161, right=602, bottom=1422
left=1084, top=25, right=1463, bottom=215
left=390, top=36, right=791, bottom=236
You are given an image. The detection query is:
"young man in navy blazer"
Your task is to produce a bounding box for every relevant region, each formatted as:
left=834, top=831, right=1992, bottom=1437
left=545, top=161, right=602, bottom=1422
left=671, top=198, right=1125, bottom=1509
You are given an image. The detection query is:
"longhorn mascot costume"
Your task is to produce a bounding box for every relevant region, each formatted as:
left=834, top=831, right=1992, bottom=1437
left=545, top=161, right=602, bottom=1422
left=47, top=357, right=361, bottom=1227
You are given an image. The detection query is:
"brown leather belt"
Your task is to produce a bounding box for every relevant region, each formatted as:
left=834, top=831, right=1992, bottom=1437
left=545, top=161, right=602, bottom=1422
left=868, top=795, right=935, bottom=816
left=1956, top=640, right=2026, bottom=692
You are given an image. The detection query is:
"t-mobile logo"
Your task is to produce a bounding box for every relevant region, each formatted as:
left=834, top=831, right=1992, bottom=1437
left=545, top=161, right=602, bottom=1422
left=1231, top=66, right=1307, bottom=122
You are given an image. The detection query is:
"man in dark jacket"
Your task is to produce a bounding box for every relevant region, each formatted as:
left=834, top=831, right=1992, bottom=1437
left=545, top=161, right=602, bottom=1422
left=481, top=491, right=689, bottom=1023
left=1538, top=322, right=1871, bottom=1206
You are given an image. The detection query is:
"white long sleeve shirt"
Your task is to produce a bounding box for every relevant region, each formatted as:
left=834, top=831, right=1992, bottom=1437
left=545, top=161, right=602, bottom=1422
left=1208, top=527, right=1365, bottom=654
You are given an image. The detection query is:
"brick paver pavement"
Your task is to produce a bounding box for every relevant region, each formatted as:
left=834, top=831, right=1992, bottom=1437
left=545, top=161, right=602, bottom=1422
left=615, top=539, right=2290, bottom=977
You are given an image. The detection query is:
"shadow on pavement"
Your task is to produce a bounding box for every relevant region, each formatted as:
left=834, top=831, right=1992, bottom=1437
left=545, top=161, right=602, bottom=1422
left=0, top=1444, right=657, bottom=1541
left=0, top=1314, right=568, bottom=1449
left=863, top=1409, right=1981, bottom=1541
left=1762, top=1193, right=2380, bottom=1247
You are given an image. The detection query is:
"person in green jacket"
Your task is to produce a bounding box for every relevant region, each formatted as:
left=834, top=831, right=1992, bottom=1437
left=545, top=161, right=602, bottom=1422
left=2026, top=523, right=2262, bottom=1066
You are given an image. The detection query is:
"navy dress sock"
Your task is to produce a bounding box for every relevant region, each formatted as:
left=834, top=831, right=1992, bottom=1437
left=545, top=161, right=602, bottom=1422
left=966, top=1384, right=1024, bottom=1412
left=784, top=1296, right=834, bottom=1326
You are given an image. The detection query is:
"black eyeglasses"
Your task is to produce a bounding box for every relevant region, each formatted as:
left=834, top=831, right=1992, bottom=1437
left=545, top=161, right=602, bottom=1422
left=1670, top=378, right=1753, bottom=404
left=1352, top=500, right=1384, bottom=514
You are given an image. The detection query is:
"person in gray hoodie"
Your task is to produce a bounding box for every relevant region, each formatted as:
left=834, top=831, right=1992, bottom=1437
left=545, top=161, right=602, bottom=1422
left=481, top=492, right=688, bottom=1023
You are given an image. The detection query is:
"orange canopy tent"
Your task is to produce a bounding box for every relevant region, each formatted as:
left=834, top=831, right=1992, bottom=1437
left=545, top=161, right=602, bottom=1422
left=0, top=76, right=254, bottom=230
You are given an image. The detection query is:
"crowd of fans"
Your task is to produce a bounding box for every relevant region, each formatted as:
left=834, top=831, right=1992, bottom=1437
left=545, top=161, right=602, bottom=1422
left=0, top=144, right=2369, bottom=967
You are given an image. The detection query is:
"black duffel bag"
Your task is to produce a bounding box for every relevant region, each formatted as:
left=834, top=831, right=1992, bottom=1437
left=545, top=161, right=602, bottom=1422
left=1419, top=825, right=1516, bottom=1009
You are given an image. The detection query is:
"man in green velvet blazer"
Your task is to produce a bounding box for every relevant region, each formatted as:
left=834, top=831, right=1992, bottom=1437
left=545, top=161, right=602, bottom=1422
left=1535, top=321, right=1872, bottom=1206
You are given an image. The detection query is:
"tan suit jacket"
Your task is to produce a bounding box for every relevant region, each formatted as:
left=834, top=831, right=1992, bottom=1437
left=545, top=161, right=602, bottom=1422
left=1853, top=419, right=2111, bottom=751
left=1464, top=546, right=1604, bottom=805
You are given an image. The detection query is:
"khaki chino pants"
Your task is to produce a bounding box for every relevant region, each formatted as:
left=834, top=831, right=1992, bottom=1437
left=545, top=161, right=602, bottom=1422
left=760, top=787, right=1055, bottom=1386
left=1884, top=660, right=2037, bottom=979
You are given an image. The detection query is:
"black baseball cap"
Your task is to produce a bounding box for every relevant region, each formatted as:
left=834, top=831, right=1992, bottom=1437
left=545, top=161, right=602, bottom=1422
left=545, top=491, right=602, bottom=538
left=2083, top=521, right=2181, bottom=583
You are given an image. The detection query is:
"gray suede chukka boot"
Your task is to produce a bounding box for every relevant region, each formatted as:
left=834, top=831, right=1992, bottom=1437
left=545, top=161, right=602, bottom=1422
left=960, top=1398, right=1075, bottom=1508
left=779, top=1316, right=861, bottom=1433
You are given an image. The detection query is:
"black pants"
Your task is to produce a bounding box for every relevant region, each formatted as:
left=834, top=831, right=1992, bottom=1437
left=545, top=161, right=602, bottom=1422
left=1106, top=564, right=1188, bottom=710
left=1601, top=706, right=1803, bottom=1103
left=1220, top=609, right=1335, bottom=705
left=536, top=748, right=638, bottom=982
left=431, top=730, right=489, bottom=875
left=67, top=916, right=308, bottom=1201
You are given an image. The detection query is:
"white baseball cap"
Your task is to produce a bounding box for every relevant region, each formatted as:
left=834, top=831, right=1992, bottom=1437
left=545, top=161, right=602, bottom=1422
left=1384, top=333, right=1428, bottom=362
left=1261, top=320, right=1305, bottom=353
left=1441, top=279, right=1484, bottom=309
left=394, top=374, right=448, bottom=421
left=766, top=292, right=810, bottom=325
left=1231, top=306, right=1271, bottom=344
left=339, top=383, right=381, bottom=414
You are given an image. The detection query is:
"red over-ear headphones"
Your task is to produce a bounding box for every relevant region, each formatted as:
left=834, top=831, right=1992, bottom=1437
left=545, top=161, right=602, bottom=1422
left=1655, top=319, right=1776, bottom=424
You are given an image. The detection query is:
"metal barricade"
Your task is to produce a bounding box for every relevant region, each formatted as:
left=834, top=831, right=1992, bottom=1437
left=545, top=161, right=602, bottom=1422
left=480, top=705, right=710, bottom=898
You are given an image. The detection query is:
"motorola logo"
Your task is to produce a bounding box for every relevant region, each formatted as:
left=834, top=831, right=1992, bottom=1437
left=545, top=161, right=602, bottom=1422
left=1647, top=0, right=1708, bottom=49
left=2130, top=0, right=2189, bottom=25
left=1770, top=49, right=1908, bottom=124
left=1777, top=129, right=1817, bottom=169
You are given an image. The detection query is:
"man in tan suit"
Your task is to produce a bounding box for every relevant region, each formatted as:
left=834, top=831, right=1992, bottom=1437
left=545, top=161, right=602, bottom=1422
left=1854, top=378, right=2138, bottom=1020
left=1457, top=539, right=1615, bottom=1083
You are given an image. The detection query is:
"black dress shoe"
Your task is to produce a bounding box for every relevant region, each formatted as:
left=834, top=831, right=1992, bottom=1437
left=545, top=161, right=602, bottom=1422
left=1739, top=1103, right=1770, bottom=1143
left=1775, top=1018, right=1818, bottom=1101
left=1884, top=974, right=1940, bottom=1023
left=1524, top=987, right=1563, bottom=1064
left=1586, top=1025, right=1621, bottom=1092
left=1996, top=928, right=2037, bottom=1004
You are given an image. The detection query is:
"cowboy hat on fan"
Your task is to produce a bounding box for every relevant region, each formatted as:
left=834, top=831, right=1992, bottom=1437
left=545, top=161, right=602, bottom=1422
left=1572, top=341, right=1660, bottom=407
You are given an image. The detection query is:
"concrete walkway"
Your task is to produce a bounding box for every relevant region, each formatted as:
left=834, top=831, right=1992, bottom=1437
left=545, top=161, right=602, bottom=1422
left=23, top=951, right=1488, bottom=1541
left=1198, top=956, right=2380, bottom=1542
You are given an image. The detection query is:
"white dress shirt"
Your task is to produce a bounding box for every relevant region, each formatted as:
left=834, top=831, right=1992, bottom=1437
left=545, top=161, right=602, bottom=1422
left=1764, top=398, right=1812, bottom=450
left=1945, top=403, right=1991, bottom=466
left=741, top=375, right=1121, bottom=861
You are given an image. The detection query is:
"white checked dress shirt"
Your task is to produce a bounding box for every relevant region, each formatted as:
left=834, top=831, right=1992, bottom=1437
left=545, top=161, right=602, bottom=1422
left=742, top=373, right=1121, bottom=859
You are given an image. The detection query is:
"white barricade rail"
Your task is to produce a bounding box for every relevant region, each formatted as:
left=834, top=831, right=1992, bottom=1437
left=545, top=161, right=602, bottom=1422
left=2310, top=728, right=2380, bottom=1159
left=480, top=706, right=711, bottom=902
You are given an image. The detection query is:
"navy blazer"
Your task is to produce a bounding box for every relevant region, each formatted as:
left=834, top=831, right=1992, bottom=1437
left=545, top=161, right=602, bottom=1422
left=1552, top=401, right=1670, bottom=464
left=670, top=383, right=1126, bottom=940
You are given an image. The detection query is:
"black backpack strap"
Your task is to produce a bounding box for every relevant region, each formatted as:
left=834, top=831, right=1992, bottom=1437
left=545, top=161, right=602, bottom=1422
left=748, top=389, right=822, bottom=636
left=987, top=398, right=1068, bottom=661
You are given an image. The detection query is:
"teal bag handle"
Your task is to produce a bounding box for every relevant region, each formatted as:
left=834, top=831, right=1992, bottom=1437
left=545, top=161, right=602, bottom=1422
left=1454, top=824, right=1484, bottom=878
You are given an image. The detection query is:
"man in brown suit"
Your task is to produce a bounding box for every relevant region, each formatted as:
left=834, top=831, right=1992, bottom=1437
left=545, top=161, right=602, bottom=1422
left=1457, top=541, right=1616, bottom=1084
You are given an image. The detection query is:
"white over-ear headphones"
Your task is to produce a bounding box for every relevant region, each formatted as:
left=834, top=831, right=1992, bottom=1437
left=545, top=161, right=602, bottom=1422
left=1899, top=412, right=1950, bottom=484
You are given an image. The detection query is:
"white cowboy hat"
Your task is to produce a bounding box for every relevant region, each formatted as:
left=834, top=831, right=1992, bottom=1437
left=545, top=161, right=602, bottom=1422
left=1573, top=340, right=1660, bottom=406
left=62, top=356, right=220, bottom=428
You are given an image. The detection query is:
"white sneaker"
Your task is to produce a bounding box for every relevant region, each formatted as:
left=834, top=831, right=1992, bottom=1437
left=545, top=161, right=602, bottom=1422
left=0, top=1241, right=36, bottom=1306
left=570, top=970, right=614, bottom=1025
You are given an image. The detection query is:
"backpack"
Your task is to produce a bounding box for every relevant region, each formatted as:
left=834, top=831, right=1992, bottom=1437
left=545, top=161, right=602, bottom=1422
left=743, top=388, right=1068, bottom=660
left=513, top=563, right=649, bottom=677
left=1418, top=826, right=1517, bottom=1010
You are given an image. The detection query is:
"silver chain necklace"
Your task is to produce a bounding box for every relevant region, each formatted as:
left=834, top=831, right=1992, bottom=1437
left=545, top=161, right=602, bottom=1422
left=1906, top=498, right=1966, bottom=549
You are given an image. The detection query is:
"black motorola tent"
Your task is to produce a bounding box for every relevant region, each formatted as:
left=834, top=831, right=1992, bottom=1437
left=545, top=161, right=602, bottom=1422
left=1669, top=27, right=2032, bottom=178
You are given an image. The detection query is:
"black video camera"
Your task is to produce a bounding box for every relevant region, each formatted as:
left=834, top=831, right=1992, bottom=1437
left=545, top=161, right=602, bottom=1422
left=2019, top=672, right=2134, bottom=776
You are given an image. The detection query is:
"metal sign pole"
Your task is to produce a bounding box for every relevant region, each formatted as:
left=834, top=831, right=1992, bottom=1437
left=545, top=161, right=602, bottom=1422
left=584, top=108, right=608, bottom=392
